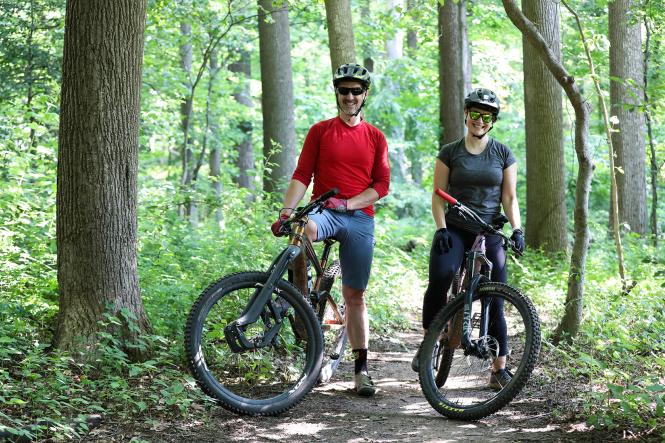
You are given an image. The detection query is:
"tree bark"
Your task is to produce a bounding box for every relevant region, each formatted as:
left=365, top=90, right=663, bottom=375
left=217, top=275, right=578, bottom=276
left=438, top=0, right=470, bottom=147
left=502, top=0, right=593, bottom=342
left=258, top=0, right=296, bottom=194
left=609, top=0, right=647, bottom=235
left=324, top=0, right=357, bottom=71
left=55, top=0, right=150, bottom=361
left=522, top=0, right=568, bottom=252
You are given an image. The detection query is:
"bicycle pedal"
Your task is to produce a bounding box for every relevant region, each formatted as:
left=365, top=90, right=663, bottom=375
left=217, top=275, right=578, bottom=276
left=329, top=352, right=341, bottom=360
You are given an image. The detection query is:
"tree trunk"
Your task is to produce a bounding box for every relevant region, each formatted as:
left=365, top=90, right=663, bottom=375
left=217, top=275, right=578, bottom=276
left=385, top=0, right=408, bottom=183
left=438, top=0, right=469, bottom=147
left=206, top=50, right=223, bottom=225
left=258, top=0, right=296, bottom=194
left=324, top=0, right=357, bottom=71
left=609, top=0, right=647, bottom=235
left=644, top=18, right=658, bottom=244
left=55, top=0, right=150, bottom=361
left=405, top=0, right=422, bottom=184
left=522, top=0, right=568, bottom=252
left=229, top=50, right=255, bottom=198
left=502, top=0, right=593, bottom=342
left=179, top=21, right=196, bottom=221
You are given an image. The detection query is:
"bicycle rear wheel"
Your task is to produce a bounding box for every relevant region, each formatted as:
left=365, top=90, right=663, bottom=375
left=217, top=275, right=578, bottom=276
left=316, top=260, right=347, bottom=383
left=419, top=282, right=540, bottom=420
left=184, top=272, right=323, bottom=416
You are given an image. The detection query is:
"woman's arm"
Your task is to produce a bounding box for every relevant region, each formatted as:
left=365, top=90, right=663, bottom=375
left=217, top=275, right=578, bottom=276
left=501, top=163, right=522, bottom=230
left=432, top=159, right=450, bottom=229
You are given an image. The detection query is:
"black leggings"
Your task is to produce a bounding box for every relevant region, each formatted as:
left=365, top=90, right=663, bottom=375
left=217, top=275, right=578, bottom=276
left=422, top=225, right=509, bottom=357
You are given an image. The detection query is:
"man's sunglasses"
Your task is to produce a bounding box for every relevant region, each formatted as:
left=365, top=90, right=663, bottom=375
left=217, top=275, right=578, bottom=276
left=337, top=87, right=365, bottom=96
left=468, top=110, right=495, bottom=123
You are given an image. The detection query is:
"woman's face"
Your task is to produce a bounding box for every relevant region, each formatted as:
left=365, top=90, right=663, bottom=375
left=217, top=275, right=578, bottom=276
left=465, top=107, right=494, bottom=136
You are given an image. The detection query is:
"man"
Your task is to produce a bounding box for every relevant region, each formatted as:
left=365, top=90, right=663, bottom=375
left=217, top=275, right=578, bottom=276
left=271, top=63, right=390, bottom=397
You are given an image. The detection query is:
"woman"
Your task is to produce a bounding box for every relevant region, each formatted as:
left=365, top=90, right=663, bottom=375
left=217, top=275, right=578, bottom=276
left=412, top=88, right=525, bottom=390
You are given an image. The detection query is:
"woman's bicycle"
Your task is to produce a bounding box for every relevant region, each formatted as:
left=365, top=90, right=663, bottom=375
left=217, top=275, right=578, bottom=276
left=184, top=189, right=347, bottom=416
left=417, top=188, right=541, bottom=420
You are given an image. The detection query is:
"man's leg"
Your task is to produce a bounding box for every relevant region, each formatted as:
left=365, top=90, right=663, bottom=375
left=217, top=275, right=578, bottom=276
left=344, top=285, right=369, bottom=350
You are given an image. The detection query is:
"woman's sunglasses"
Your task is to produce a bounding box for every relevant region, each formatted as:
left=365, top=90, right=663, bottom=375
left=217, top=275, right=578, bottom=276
left=468, top=111, right=495, bottom=123
left=337, top=87, right=365, bottom=96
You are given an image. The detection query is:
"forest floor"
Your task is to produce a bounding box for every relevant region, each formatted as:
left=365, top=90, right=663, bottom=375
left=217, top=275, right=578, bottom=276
left=84, top=309, right=630, bottom=443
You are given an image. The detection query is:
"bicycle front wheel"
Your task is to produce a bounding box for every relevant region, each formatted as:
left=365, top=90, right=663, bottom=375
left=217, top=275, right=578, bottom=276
left=184, top=272, right=323, bottom=416
left=317, top=260, right=347, bottom=384
left=418, top=282, right=541, bottom=420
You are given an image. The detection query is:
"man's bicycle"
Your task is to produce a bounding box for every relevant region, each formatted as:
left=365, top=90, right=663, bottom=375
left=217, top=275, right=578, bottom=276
left=184, top=189, right=347, bottom=416
left=417, top=188, right=541, bottom=420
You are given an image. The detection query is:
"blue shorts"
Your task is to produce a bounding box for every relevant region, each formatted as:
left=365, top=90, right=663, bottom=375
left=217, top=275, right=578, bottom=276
left=308, top=209, right=375, bottom=290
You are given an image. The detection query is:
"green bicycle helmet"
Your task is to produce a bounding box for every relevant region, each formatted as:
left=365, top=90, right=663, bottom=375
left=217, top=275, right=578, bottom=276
left=464, top=88, right=500, bottom=116
left=333, top=63, right=371, bottom=90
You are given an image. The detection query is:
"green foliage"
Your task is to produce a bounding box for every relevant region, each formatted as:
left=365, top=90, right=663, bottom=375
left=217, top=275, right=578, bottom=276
left=510, top=230, right=665, bottom=435
left=2, top=0, right=665, bottom=438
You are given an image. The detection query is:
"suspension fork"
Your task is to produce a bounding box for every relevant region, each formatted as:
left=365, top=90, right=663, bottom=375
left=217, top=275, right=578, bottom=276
left=224, top=222, right=308, bottom=352
left=460, top=250, right=492, bottom=351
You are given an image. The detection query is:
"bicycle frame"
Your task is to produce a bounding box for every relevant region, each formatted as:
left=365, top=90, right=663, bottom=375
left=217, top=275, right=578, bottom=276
left=224, top=189, right=339, bottom=353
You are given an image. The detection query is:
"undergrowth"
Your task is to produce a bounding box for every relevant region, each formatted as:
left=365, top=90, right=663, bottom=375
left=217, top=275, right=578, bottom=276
left=1, top=186, right=664, bottom=440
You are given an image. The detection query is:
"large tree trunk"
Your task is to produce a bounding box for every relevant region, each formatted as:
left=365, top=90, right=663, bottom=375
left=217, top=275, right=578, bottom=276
left=502, top=0, right=593, bottom=342
left=258, top=0, right=296, bottom=193
left=324, top=0, right=357, bottom=71
left=55, top=0, right=150, bottom=361
left=438, top=0, right=470, bottom=147
left=609, top=0, right=647, bottom=235
left=522, top=0, right=568, bottom=252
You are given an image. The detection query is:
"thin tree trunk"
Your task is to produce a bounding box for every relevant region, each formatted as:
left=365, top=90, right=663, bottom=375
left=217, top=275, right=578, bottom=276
left=644, top=17, right=658, bottom=245
left=502, top=0, right=593, bottom=342
left=229, top=50, right=255, bottom=199
left=55, top=0, right=150, bottom=361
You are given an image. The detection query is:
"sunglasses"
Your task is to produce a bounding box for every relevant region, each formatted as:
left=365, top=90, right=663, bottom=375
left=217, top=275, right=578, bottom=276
left=468, top=111, right=494, bottom=123
left=337, top=87, right=365, bottom=96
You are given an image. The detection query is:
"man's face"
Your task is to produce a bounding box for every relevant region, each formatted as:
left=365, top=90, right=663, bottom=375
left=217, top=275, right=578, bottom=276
left=336, top=80, right=366, bottom=116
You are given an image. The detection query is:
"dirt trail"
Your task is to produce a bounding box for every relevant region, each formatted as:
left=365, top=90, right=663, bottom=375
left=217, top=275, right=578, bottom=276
left=87, top=314, right=617, bottom=443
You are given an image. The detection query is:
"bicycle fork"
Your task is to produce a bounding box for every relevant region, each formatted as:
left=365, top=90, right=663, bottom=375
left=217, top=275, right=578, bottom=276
left=224, top=223, right=308, bottom=352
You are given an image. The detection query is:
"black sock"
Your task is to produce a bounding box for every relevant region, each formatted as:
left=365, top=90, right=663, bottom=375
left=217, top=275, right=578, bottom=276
left=353, top=348, right=368, bottom=374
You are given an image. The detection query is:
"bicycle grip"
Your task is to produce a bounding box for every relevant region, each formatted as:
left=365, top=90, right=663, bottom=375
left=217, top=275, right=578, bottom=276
left=319, top=188, right=339, bottom=201
left=435, top=188, right=458, bottom=205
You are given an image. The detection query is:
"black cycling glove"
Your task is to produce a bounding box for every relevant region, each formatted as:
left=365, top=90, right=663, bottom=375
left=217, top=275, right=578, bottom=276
left=510, top=228, right=525, bottom=254
left=434, top=228, right=453, bottom=254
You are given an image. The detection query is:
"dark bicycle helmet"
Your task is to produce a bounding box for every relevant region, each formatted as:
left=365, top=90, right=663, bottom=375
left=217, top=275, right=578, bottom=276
left=464, top=88, right=500, bottom=116
left=333, top=63, right=371, bottom=90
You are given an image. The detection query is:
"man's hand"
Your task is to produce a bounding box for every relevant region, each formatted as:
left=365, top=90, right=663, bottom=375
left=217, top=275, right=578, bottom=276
left=510, top=228, right=525, bottom=254
left=323, top=197, right=348, bottom=212
left=271, top=214, right=290, bottom=237
left=434, top=228, right=453, bottom=254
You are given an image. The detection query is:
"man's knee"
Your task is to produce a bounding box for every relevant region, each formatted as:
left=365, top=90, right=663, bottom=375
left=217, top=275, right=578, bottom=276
left=342, top=286, right=365, bottom=306
left=305, top=220, right=318, bottom=241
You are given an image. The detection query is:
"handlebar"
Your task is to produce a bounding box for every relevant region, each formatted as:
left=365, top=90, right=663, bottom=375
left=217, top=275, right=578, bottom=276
left=435, top=188, right=522, bottom=257
left=285, top=188, right=339, bottom=226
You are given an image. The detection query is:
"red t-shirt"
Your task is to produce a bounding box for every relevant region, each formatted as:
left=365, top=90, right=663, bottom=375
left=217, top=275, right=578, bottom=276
left=292, top=117, right=390, bottom=217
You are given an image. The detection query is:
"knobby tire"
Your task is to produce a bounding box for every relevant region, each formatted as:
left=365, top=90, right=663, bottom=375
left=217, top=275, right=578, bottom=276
left=418, top=282, right=540, bottom=420
left=184, top=272, right=324, bottom=416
